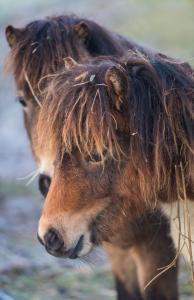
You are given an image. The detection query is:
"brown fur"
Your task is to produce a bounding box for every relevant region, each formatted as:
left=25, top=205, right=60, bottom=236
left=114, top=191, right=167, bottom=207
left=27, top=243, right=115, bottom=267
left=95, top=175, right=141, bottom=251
left=5, top=16, right=179, bottom=300
left=38, top=53, right=194, bottom=206
left=5, top=14, right=141, bottom=97
left=5, top=14, right=142, bottom=158
left=105, top=212, right=178, bottom=300
left=35, top=52, right=194, bottom=299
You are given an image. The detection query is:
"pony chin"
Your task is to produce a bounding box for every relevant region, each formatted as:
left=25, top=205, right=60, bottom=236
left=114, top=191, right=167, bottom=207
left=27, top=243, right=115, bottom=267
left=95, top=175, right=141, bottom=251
left=77, top=246, right=107, bottom=266
left=76, top=231, right=94, bottom=257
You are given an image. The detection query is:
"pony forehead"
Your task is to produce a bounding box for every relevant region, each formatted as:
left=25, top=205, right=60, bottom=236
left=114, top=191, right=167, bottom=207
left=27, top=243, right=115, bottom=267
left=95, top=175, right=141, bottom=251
left=36, top=53, right=151, bottom=159
left=36, top=53, right=159, bottom=165
left=37, top=71, right=125, bottom=162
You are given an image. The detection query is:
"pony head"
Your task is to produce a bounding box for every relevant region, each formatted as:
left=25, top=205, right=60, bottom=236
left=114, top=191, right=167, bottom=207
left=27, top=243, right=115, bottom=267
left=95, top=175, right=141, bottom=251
left=36, top=52, right=194, bottom=258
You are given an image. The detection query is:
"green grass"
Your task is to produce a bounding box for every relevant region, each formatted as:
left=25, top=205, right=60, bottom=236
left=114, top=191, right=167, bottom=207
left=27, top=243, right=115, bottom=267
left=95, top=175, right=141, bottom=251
left=0, top=268, right=115, bottom=300
left=0, top=263, right=193, bottom=300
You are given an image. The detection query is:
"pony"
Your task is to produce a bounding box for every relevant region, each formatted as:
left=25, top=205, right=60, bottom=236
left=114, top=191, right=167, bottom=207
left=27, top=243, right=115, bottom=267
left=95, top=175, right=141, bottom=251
left=5, top=15, right=178, bottom=300
left=36, top=51, right=194, bottom=293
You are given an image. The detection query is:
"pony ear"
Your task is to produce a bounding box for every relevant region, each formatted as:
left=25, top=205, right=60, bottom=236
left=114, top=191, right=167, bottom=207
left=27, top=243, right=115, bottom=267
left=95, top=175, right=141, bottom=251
left=5, top=25, right=23, bottom=48
left=63, top=57, right=80, bottom=70
left=74, top=21, right=89, bottom=42
left=105, top=66, right=128, bottom=111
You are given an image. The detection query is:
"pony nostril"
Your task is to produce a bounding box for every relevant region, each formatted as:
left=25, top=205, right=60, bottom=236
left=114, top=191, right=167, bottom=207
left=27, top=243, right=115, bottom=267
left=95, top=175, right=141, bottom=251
left=44, top=229, right=64, bottom=251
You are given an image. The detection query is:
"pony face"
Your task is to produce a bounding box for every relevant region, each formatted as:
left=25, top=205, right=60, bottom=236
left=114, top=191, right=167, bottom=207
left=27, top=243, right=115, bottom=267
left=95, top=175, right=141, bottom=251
left=37, top=151, right=132, bottom=258
left=36, top=54, right=194, bottom=258
left=35, top=57, right=150, bottom=258
left=36, top=59, right=146, bottom=256
left=37, top=133, right=148, bottom=259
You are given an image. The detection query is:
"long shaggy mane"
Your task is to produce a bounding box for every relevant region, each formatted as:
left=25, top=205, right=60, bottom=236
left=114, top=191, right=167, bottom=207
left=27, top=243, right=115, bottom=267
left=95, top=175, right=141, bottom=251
left=38, top=51, right=194, bottom=202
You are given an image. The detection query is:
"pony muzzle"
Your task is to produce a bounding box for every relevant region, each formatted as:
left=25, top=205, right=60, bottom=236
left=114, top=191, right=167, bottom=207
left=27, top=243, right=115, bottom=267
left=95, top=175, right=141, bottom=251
left=37, top=215, right=93, bottom=259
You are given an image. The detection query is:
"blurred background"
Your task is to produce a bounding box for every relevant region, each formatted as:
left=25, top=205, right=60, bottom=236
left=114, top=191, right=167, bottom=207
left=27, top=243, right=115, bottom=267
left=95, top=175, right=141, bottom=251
left=0, top=0, right=194, bottom=299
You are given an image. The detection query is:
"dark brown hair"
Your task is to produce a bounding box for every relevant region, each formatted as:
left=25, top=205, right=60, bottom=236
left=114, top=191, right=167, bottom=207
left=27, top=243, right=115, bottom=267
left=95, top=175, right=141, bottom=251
left=5, top=14, right=144, bottom=97
left=38, top=52, right=194, bottom=204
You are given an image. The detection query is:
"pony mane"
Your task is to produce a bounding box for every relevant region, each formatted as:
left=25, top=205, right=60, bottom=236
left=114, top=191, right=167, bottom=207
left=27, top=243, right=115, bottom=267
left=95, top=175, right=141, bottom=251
left=38, top=52, right=194, bottom=202
left=37, top=56, right=125, bottom=162
left=5, top=14, right=135, bottom=95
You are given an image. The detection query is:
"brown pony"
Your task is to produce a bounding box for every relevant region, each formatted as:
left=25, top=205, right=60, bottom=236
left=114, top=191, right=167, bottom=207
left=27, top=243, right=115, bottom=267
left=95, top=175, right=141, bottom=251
left=36, top=52, right=194, bottom=295
left=6, top=16, right=178, bottom=300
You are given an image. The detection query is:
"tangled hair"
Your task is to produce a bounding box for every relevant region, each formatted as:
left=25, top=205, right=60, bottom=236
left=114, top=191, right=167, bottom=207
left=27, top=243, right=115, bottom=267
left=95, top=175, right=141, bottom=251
left=38, top=51, right=194, bottom=203
left=5, top=14, right=143, bottom=96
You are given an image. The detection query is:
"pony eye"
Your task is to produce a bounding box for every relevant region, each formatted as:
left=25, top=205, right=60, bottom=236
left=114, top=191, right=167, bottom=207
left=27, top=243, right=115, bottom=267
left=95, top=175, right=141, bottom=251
left=17, top=96, right=27, bottom=107
left=38, top=174, right=51, bottom=197
left=85, top=152, right=103, bottom=164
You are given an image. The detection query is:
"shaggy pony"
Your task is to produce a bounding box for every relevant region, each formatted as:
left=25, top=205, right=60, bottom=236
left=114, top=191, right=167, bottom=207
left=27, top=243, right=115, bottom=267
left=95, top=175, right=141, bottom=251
left=34, top=51, right=194, bottom=299
left=38, top=52, right=194, bottom=205
left=5, top=16, right=179, bottom=300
